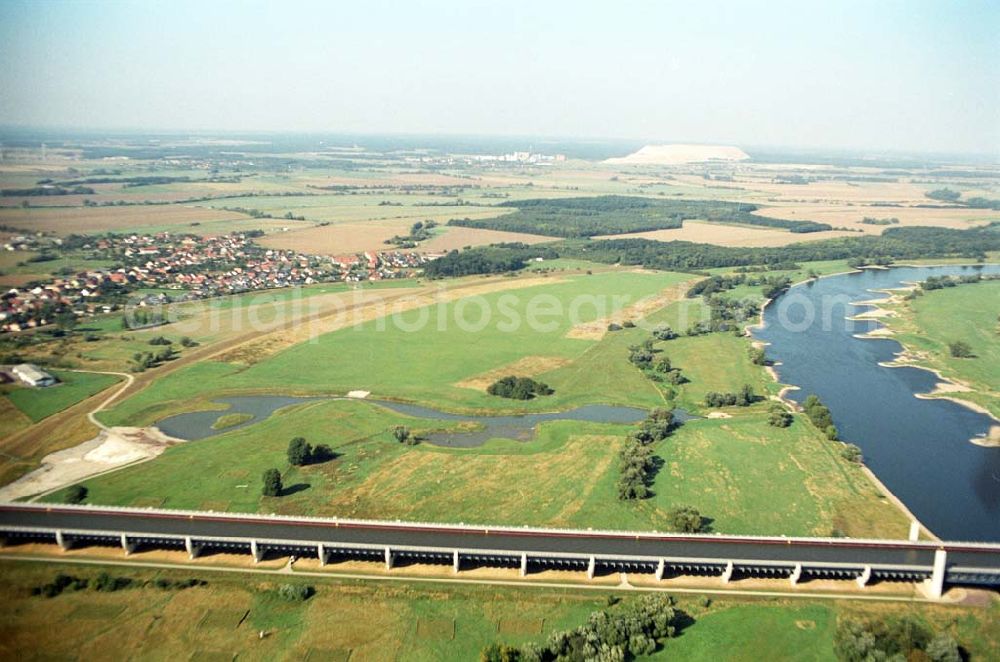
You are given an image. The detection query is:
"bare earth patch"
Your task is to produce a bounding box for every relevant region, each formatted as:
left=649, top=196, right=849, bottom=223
left=565, top=278, right=692, bottom=340
left=596, top=220, right=855, bottom=248
left=0, top=426, right=182, bottom=501
left=418, top=226, right=557, bottom=252
left=455, top=356, right=572, bottom=391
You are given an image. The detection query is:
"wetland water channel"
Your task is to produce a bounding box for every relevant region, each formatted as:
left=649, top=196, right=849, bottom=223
left=754, top=264, right=1000, bottom=541
left=156, top=396, right=694, bottom=448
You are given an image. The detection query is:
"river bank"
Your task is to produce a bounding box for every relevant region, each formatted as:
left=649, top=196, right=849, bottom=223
left=752, top=264, right=1000, bottom=541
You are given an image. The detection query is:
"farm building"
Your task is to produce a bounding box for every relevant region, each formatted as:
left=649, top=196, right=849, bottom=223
left=12, top=364, right=57, bottom=388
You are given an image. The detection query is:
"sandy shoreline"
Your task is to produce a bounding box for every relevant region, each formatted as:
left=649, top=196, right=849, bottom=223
left=848, top=279, right=1000, bottom=437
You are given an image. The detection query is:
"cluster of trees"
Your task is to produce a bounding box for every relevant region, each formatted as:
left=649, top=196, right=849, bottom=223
left=393, top=425, right=419, bottom=445
left=617, top=439, right=656, bottom=500
left=925, top=188, right=962, bottom=202
left=129, top=346, right=177, bottom=372
left=385, top=220, right=437, bottom=248
left=921, top=273, right=988, bottom=290
left=33, top=572, right=130, bottom=596
left=704, top=384, right=758, bottom=408
left=425, top=224, right=998, bottom=278
left=628, top=339, right=685, bottom=387
left=748, top=346, right=767, bottom=366
left=121, top=308, right=166, bottom=330
left=651, top=324, right=678, bottom=341
left=834, top=616, right=961, bottom=662
left=451, top=196, right=831, bottom=238
left=860, top=216, right=899, bottom=226
left=1, top=185, right=95, bottom=197
left=423, top=243, right=559, bottom=278
left=686, top=273, right=790, bottom=300
left=287, top=437, right=334, bottom=466
left=487, top=376, right=554, bottom=400
left=32, top=572, right=206, bottom=598
left=699, top=296, right=760, bottom=335
left=618, top=409, right=674, bottom=500
left=767, top=403, right=793, bottom=427
left=802, top=394, right=839, bottom=440
left=480, top=594, right=685, bottom=661
left=924, top=188, right=1000, bottom=210
left=559, top=225, right=998, bottom=272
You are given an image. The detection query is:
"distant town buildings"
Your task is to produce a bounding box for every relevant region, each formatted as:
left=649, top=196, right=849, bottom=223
left=0, top=231, right=430, bottom=334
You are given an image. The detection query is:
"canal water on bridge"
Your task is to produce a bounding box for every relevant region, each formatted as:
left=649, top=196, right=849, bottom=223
left=754, top=264, right=1000, bottom=542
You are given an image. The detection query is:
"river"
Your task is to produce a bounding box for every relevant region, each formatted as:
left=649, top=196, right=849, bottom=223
left=754, top=264, right=1000, bottom=542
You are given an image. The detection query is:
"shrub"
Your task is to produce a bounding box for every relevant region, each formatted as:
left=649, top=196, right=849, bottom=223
left=841, top=443, right=863, bottom=464
left=948, top=340, right=974, bottom=358
left=277, top=583, right=315, bottom=602
left=65, top=485, right=88, bottom=504
left=667, top=506, right=704, bottom=533
left=767, top=404, right=792, bottom=428
left=262, top=468, right=282, bottom=497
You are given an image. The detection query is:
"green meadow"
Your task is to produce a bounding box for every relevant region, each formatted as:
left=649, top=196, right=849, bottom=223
left=5, top=370, right=121, bottom=422
left=886, top=279, right=1000, bottom=417
left=1, top=560, right=996, bottom=661
left=97, top=270, right=694, bottom=426
left=53, top=395, right=906, bottom=538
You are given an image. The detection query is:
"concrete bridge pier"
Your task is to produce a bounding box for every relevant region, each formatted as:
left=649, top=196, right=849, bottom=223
left=655, top=558, right=665, bottom=581
left=184, top=536, right=199, bottom=560
left=909, top=520, right=921, bottom=541
left=789, top=563, right=802, bottom=586
left=54, top=530, right=69, bottom=551
left=519, top=553, right=528, bottom=577
left=120, top=533, right=135, bottom=556
left=721, top=561, right=734, bottom=584
left=925, top=549, right=947, bottom=599
left=317, top=544, right=326, bottom=567
left=587, top=556, right=596, bottom=580
left=857, top=566, right=872, bottom=588
left=250, top=540, right=262, bottom=563
left=452, top=550, right=460, bottom=574
left=384, top=546, right=393, bottom=571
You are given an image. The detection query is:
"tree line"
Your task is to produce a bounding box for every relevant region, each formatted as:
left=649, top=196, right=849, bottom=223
left=424, top=224, right=998, bottom=279
left=480, top=593, right=687, bottom=662
left=450, top=195, right=832, bottom=238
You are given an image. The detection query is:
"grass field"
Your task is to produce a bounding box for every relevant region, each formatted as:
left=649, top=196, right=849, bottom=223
left=96, top=270, right=694, bottom=426
left=0, top=560, right=996, bottom=661
left=884, top=280, right=1000, bottom=417
left=53, top=394, right=906, bottom=537
left=5, top=370, right=121, bottom=423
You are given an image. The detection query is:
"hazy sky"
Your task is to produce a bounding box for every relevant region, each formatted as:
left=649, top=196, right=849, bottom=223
left=1, top=0, right=997, bottom=154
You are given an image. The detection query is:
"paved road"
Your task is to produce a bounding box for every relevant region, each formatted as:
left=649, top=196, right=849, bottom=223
left=3, top=506, right=999, bottom=569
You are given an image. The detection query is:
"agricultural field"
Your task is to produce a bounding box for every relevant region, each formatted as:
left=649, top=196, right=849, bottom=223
left=0, top=205, right=257, bottom=236
left=881, top=279, right=1000, bottom=418
left=0, top=560, right=996, bottom=661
